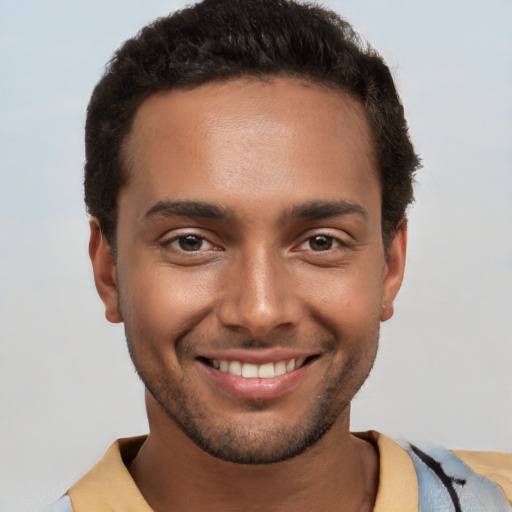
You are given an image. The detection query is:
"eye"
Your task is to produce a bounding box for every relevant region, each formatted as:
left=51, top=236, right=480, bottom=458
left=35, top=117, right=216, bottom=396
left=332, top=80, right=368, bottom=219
left=158, top=231, right=223, bottom=266
left=164, top=234, right=217, bottom=252
left=292, top=232, right=351, bottom=266
left=307, top=235, right=336, bottom=251
left=292, top=232, right=352, bottom=262
left=297, top=234, right=344, bottom=252
left=177, top=235, right=206, bottom=251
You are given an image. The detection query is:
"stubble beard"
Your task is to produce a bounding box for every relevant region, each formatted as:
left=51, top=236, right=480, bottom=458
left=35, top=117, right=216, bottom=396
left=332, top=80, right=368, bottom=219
left=124, top=327, right=379, bottom=465
left=138, top=362, right=353, bottom=464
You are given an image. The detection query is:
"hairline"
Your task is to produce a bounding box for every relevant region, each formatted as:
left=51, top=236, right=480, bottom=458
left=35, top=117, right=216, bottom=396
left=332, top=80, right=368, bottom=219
left=105, top=73, right=397, bottom=259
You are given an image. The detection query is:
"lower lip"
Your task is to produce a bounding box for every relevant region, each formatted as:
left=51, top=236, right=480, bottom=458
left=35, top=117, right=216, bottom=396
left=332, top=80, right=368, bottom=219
left=199, top=361, right=311, bottom=400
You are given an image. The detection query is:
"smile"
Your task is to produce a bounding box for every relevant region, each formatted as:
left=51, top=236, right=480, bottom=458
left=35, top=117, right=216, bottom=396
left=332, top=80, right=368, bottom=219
left=207, top=358, right=307, bottom=379
left=197, top=353, right=320, bottom=399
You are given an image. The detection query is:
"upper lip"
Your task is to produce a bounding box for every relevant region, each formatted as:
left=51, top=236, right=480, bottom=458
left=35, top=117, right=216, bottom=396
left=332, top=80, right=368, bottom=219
left=198, top=348, right=318, bottom=364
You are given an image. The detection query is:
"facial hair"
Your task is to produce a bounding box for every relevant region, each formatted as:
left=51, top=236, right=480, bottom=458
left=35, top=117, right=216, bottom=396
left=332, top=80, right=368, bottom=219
left=125, top=326, right=379, bottom=465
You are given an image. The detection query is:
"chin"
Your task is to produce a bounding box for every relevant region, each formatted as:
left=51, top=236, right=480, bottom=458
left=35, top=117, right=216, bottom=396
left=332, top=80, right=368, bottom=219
left=145, top=375, right=352, bottom=465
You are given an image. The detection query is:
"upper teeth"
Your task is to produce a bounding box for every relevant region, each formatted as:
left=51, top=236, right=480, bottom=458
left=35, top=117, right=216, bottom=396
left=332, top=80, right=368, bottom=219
left=212, top=358, right=306, bottom=379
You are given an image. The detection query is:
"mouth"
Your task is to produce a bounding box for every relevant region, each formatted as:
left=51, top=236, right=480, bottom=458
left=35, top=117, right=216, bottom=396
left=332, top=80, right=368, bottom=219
left=197, top=355, right=319, bottom=379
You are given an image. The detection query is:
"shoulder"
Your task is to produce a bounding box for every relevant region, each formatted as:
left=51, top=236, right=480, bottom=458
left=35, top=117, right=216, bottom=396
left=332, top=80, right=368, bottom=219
left=453, top=449, right=512, bottom=503
left=36, top=436, right=148, bottom=512
left=405, top=442, right=512, bottom=510
left=357, top=431, right=511, bottom=511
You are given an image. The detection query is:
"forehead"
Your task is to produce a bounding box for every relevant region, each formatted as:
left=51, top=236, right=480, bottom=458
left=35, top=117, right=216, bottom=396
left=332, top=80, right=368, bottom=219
left=122, top=77, right=379, bottom=218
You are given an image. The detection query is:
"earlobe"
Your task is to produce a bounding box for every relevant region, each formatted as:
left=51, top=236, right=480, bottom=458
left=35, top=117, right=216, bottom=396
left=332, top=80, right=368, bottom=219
left=380, top=220, right=407, bottom=322
left=89, top=219, right=123, bottom=323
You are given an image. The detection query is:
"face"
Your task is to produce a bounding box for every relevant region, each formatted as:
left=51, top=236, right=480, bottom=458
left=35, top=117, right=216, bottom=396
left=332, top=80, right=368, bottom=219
left=90, top=77, right=406, bottom=464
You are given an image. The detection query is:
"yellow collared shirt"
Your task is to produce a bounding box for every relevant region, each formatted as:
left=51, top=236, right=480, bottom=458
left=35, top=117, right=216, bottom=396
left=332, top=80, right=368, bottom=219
left=62, top=432, right=512, bottom=511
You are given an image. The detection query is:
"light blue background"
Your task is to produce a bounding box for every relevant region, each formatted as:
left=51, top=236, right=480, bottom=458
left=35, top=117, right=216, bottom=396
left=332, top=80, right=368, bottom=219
left=1, top=1, right=511, bottom=510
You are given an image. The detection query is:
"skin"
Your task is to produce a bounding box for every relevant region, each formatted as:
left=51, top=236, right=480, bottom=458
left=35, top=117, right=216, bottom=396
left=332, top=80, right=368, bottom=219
left=90, top=77, right=407, bottom=512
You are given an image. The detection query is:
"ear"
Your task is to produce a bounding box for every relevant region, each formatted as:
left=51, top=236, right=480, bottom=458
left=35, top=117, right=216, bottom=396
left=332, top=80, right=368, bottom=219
left=380, top=220, right=407, bottom=322
left=89, top=219, right=123, bottom=323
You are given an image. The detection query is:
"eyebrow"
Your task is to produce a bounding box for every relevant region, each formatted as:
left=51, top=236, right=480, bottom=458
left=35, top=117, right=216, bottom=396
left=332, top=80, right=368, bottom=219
left=143, top=199, right=367, bottom=224
left=283, top=200, right=368, bottom=222
left=144, top=200, right=233, bottom=221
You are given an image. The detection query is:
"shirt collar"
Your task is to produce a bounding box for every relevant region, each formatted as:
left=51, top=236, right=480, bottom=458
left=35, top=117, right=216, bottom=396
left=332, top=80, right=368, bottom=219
left=355, top=431, right=418, bottom=511
left=69, top=436, right=152, bottom=512
left=69, top=432, right=419, bottom=511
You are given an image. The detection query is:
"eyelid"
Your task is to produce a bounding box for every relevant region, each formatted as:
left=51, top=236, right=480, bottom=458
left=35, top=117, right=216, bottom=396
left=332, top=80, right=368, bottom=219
left=160, top=229, right=223, bottom=252
left=292, top=229, right=352, bottom=252
left=171, top=236, right=214, bottom=251
left=295, top=236, right=344, bottom=252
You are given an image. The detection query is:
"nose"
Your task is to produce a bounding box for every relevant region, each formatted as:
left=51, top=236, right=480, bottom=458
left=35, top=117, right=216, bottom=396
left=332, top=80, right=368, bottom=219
left=217, top=247, right=300, bottom=338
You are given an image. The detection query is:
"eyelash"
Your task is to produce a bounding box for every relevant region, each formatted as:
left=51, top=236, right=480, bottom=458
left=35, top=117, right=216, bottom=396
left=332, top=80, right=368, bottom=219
left=295, top=234, right=347, bottom=252
left=161, top=232, right=348, bottom=254
left=162, top=234, right=219, bottom=253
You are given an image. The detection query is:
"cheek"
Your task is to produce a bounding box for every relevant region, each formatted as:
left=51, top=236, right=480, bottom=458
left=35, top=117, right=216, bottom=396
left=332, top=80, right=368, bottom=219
left=304, top=263, right=384, bottom=321
left=119, top=263, right=220, bottom=340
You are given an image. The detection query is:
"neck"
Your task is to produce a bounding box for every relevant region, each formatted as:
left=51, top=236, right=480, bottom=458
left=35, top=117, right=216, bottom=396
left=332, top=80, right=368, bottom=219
left=129, top=398, right=378, bottom=512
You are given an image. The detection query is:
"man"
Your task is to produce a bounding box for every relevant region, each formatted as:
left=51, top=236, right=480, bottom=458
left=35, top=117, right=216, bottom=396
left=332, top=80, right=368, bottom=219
left=43, top=0, right=512, bottom=510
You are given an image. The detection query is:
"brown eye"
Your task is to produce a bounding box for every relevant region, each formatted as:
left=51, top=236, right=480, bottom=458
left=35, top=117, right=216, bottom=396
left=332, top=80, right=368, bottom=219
left=308, top=235, right=334, bottom=251
left=178, top=235, right=204, bottom=251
